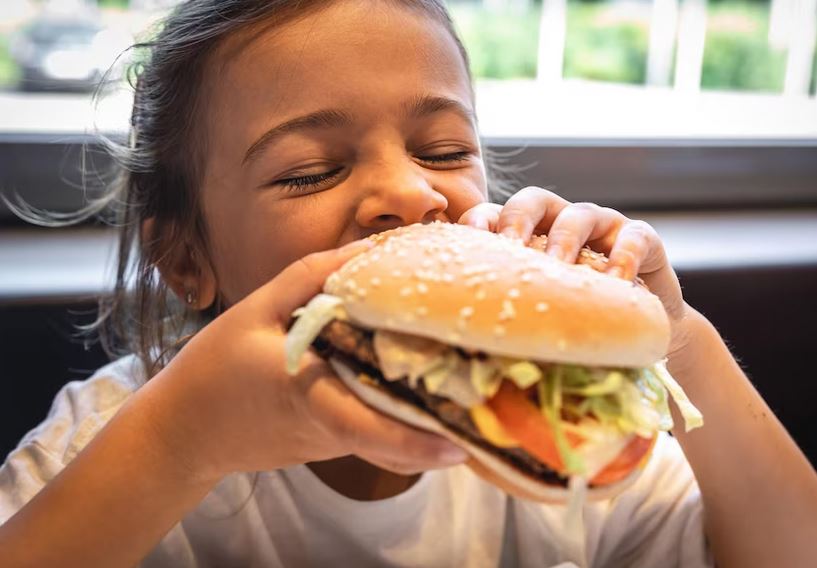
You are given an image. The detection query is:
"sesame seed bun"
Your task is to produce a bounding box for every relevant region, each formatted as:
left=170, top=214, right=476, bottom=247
left=324, top=222, right=670, bottom=368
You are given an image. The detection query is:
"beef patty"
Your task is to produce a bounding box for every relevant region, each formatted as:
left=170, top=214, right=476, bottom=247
left=313, top=320, right=569, bottom=487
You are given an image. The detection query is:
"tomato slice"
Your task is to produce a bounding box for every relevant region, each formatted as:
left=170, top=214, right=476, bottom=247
left=590, top=434, right=655, bottom=486
left=486, top=381, right=578, bottom=473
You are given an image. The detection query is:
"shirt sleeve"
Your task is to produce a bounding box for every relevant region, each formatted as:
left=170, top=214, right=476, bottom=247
left=587, top=433, right=713, bottom=568
left=0, top=357, right=141, bottom=525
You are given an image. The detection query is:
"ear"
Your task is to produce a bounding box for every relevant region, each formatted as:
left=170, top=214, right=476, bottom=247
left=142, top=218, right=218, bottom=310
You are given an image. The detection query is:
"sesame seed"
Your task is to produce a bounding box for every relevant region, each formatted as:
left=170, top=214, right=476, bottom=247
left=417, top=282, right=429, bottom=294
left=391, top=269, right=403, bottom=278
left=535, top=302, right=549, bottom=312
left=520, top=273, right=533, bottom=283
left=370, top=277, right=381, bottom=287
left=508, top=288, right=520, bottom=299
left=400, top=287, right=412, bottom=297
left=442, top=273, right=454, bottom=283
left=494, top=325, right=506, bottom=337
left=460, top=306, right=475, bottom=318
left=475, top=289, right=487, bottom=301
left=356, top=288, right=367, bottom=298
left=499, top=299, right=516, bottom=321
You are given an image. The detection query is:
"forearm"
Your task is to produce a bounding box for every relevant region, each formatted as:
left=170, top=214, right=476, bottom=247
left=0, top=378, right=218, bottom=568
left=668, top=308, right=817, bottom=568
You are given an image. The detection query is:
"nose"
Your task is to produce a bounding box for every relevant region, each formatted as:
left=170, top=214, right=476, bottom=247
left=355, top=158, right=448, bottom=231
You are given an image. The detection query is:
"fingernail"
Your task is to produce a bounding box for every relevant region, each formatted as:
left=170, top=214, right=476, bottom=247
left=437, top=444, right=468, bottom=465
left=500, top=226, right=522, bottom=241
left=608, top=265, right=625, bottom=279
left=547, top=244, right=564, bottom=260
left=469, top=218, right=489, bottom=231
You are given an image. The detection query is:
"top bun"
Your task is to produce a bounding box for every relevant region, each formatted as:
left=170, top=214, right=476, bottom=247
left=324, top=222, right=670, bottom=368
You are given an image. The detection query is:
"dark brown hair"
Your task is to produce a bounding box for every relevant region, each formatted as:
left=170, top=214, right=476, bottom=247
left=84, top=0, right=476, bottom=378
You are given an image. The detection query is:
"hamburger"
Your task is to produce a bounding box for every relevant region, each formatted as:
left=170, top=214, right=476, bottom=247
left=286, top=221, right=702, bottom=503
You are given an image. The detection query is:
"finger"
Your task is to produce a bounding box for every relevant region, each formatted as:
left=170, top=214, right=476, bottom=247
left=259, top=239, right=375, bottom=324
left=605, top=221, right=687, bottom=319
left=606, top=220, right=663, bottom=281
left=362, top=456, right=429, bottom=476
left=458, top=202, right=502, bottom=231
left=545, top=203, right=625, bottom=263
left=495, top=186, right=570, bottom=242
left=363, top=455, right=446, bottom=476
left=305, top=372, right=468, bottom=470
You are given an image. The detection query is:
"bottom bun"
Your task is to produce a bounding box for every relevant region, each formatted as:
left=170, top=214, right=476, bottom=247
left=330, top=358, right=653, bottom=504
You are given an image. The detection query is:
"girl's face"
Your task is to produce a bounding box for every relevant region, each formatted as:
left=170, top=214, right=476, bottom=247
left=196, top=0, right=487, bottom=306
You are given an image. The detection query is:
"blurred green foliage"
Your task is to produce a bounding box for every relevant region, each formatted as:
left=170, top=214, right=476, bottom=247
left=0, top=35, right=21, bottom=87
left=563, top=2, right=648, bottom=83
left=450, top=3, right=541, bottom=78
left=701, top=2, right=786, bottom=91
left=450, top=0, right=796, bottom=93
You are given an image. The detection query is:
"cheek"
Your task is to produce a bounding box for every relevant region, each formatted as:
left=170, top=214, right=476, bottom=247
left=206, top=193, right=352, bottom=304
left=270, top=198, right=352, bottom=265
left=439, top=166, right=489, bottom=221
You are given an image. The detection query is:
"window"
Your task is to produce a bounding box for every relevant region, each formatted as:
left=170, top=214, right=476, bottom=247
left=447, top=0, right=817, bottom=141
left=0, top=0, right=814, bottom=214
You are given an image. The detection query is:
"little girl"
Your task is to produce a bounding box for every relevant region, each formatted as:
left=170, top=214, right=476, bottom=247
left=1, top=1, right=815, bottom=566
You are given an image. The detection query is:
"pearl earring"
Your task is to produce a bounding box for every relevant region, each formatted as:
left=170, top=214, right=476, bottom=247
left=185, top=290, right=196, bottom=305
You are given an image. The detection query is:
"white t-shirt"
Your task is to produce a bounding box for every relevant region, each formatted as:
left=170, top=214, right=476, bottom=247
left=0, top=357, right=712, bottom=567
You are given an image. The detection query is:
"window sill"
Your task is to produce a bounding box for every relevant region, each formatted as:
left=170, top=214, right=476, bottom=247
left=2, top=209, right=816, bottom=305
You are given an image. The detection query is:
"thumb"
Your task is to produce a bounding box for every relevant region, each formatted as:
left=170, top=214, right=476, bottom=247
left=260, top=239, right=374, bottom=325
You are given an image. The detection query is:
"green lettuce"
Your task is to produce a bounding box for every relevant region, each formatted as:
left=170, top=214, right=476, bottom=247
left=285, top=294, right=345, bottom=375
left=651, top=361, right=704, bottom=432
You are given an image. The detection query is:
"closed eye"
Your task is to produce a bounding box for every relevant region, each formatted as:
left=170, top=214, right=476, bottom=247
left=272, top=167, right=343, bottom=193
left=416, top=151, right=471, bottom=164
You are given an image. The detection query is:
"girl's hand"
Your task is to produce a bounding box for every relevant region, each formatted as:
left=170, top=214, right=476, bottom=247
left=461, top=189, right=817, bottom=568
left=148, top=240, right=467, bottom=483
left=459, top=187, right=691, bottom=357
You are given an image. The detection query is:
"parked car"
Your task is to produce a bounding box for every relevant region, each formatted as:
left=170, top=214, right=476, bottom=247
left=10, top=16, right=131, bottom=93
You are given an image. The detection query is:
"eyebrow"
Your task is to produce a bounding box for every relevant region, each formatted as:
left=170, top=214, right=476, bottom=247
left=243, top=108, right=353, bottom=165
left=402, top=94, right=476, bottom=125
left=242, top=95, right=475, bottom=166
